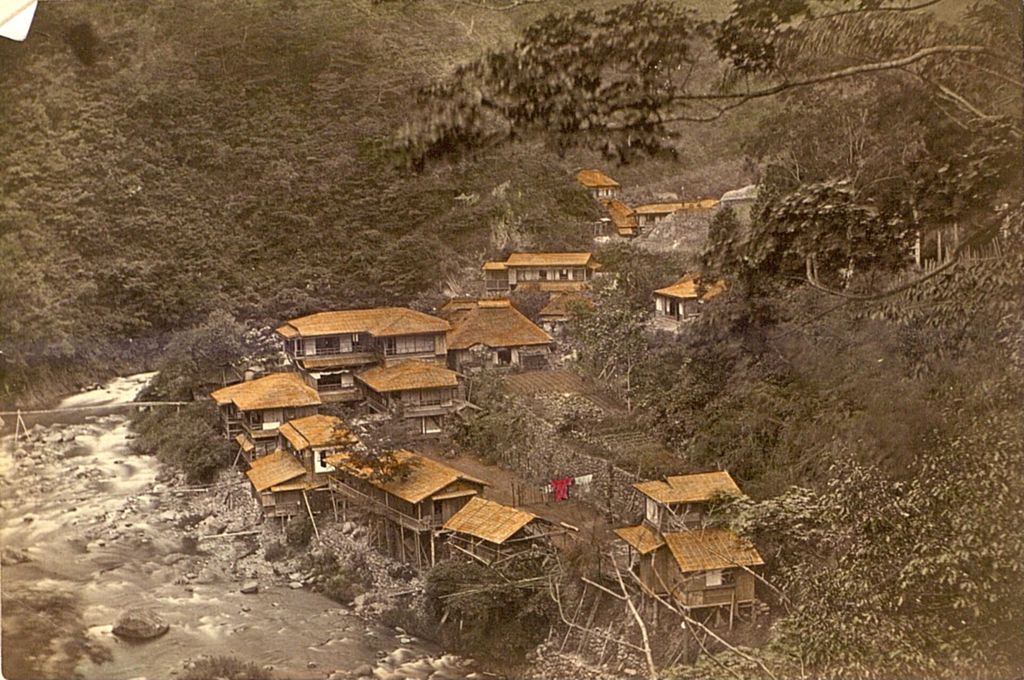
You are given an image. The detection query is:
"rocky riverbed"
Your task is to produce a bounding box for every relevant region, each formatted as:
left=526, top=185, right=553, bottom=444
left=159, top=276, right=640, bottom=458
left=0, top=374, right=484, bottom=680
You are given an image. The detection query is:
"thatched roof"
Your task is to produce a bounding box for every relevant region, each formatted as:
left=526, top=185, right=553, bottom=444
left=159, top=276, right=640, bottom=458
left=276, top=308, right=449, bottom=339
left=633, top=471, right=742, bottom=505
left=211, top=373, right=321, bottom=411
left=444, top=497, right=538, bottom=545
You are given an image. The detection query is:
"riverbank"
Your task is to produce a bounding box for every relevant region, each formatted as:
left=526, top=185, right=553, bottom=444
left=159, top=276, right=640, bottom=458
left=0, top=375, right=484, bottom=680
left=0, top=349, right=157, bottom=411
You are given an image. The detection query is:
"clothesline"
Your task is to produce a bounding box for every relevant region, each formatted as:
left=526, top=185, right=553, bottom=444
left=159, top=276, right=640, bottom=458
left=540, top=473, right=595, bottom=501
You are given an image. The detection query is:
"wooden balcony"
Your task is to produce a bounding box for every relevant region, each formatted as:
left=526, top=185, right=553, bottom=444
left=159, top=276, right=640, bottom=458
left=298, top=351, right=378, bottom=370
left=327, top=477, right=439, bottom=532
left=243, top=422, right=281, bottom=440
left=400, top=401, right=456, bottom=418
left=319, top=386, right=363, bottom=403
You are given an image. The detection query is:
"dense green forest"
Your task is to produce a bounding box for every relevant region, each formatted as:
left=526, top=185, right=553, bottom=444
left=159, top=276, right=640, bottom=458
left=3, top=0, right=1023, bottom=677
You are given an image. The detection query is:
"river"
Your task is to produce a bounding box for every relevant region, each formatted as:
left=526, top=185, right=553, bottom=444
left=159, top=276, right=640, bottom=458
left=0, top=374, right=476, bottom=680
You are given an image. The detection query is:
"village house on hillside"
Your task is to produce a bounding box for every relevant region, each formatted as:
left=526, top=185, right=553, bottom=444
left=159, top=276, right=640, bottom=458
left=440, top=298, right=552, bottom=372
left=634, top=199, right=719, bottom=229
left=210, top=372, right=322, bottom=457
left=245, top=450, right=311, bottom=519
left=601, top=199, right=638, bottom=238
left=275, top=308, right=450, bottom=402
left=355, top=360, right=461, bottom=435
left=719, top=184, right=759, bottom=223
left=483, top=252, right=600, bottom=294
left=634, top=202, right=685, bottom=228
left=279, top=413, right=360, bottom=482
left=575, top=168, right=620, bottom=198
left=632, top=471, right=742, bottom=531
left=242, top=414, right=362, bottom=519
left=615, top=470, right=761, bottom=626
left=619, top=527, right=764, bottom=621
left=326, top=449, right=487, bottom=566
left=442, top=496, right=557, bottom=566
left=652, top=275, right=727, bottom=333
left=538, top=292, right=591, bottom=334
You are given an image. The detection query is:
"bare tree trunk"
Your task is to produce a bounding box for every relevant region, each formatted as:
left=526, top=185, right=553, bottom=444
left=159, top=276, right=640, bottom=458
left=612, top=557, right=658, bottom=680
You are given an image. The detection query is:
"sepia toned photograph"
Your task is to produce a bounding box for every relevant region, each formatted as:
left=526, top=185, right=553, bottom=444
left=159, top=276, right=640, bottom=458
left=1, top=0, right=1021, bottom=678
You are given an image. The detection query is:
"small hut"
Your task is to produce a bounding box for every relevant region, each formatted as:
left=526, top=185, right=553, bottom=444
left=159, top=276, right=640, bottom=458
left=442, top=497, right=554, bottom=565
left=245, top=449, right=310, bottom=519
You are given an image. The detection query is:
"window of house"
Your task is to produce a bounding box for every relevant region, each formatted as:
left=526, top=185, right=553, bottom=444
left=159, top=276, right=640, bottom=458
left=645, top=498, right=661, bottom=526
left=314, top=450, right=335, bottom=474
left=539, top=270, right=548, bottom=280
left=390, top=335, right=436, bottom=355
left=292, top=340, right=305, bottom=356
left=318, top=373, right=343, bottom=388
left=315, top=336, right=341, bottom=355
left=559, top=269, right=569, bottom=280
left=705, top=569, right=723, bottom=587
left=422, top=416, right=442, bottom=434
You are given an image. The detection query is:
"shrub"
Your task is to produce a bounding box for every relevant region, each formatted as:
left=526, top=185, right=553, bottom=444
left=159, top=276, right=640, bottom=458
left=285, top=514, right=313, bottom=549
left=307, top=549, right=373, bottom=604
left=379, top=601, right=435, bottom=641
left=263, top=541, right=287, bottom=562
left=129, top=402, right=231, bottom=484
left=425, top=560, right=552, bottom=666
left=181, top=655, right=272, bottom=680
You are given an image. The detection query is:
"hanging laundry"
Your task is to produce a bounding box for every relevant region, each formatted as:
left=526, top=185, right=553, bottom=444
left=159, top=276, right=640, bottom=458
left=574, top=474, right=594, bottom=493
left=551, top=477, right=573, bottom=502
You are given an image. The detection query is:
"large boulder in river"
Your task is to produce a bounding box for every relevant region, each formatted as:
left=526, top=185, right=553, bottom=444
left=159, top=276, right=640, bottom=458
left=112, top=608, right=169, bottom=640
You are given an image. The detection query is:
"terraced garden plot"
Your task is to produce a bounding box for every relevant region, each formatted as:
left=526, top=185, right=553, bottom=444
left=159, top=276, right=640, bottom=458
left=504, top=369, right=624, bottom=412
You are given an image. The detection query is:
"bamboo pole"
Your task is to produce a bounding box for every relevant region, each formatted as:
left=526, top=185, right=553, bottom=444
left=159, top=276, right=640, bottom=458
left=199, top=529, right=260, bottom=540
left=302, top=489, right=321, bottom=544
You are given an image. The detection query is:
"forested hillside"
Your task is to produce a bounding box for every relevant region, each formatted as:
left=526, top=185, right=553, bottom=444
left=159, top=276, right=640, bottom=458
left=404, top=0, right=1024, bottom=676
left=1, top=0, right=648, bottom=402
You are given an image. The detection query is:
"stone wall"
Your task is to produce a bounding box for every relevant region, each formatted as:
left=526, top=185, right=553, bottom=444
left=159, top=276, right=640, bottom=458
left=492, top=403, right=645, bottom=522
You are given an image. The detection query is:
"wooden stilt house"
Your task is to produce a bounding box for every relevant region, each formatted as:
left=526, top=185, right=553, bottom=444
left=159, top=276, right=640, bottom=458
left=272, top=413, right=362, bottom=516
left=615, top=470, right=763, bottom=624
left=325, top=450, right=487, bottom=566
left=245, top=449, right=310, bottom=519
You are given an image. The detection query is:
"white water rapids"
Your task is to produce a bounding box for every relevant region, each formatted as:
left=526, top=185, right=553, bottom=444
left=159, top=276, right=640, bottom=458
left=1, top=374, right=472, bottom=680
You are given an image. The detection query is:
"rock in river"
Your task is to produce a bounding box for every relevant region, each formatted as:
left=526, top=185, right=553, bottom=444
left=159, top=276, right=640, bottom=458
left=112, top=608, right=170, bottom=640
left=240, top=580, right=259, bottom=594
left=1, top=547, right=32, bottom=566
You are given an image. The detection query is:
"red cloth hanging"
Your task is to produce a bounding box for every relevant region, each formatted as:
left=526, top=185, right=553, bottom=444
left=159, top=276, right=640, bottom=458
left=551, top=477, right=573, bottom=502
